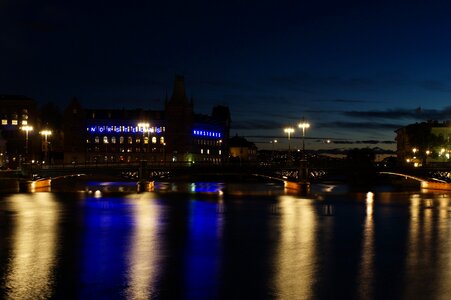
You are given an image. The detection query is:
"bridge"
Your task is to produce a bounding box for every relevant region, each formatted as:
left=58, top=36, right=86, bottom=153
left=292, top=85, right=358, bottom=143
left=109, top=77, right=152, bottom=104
left=3, top=161, right=451, bottom=193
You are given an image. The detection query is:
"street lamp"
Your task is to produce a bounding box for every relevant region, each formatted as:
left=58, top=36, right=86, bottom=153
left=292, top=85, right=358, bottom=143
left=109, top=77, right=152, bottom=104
left=284, top=127, right=294, bottom=163
left=270, top=139, right=278, bottom=162
left=40, top=130, right=52, bottom=164
left=298, top=119, right=310, bottom=159
left=138, top=122, right=150, bottom=160
left=20, top=125, right=33, bottom=160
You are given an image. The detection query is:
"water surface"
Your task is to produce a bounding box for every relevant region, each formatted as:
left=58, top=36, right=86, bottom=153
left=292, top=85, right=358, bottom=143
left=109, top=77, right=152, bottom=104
left=0, top=182, right=450, bottom=299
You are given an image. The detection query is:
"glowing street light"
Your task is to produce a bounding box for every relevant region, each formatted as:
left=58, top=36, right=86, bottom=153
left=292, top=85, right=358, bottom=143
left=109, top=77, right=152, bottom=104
left=40, top=130, right=52, bottom=164
left=138, top=122, right=150, bottom=159
left=20, top=125, right=33, bottom=158
left=298, top=119, right=310, bottom=158
left=284, top=127, right=294, bottom=162
left=270, top=139, right=278, bottom=162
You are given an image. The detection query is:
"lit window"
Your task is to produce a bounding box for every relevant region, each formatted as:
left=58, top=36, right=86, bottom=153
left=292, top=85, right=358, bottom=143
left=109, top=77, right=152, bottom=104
left=1, top=119, right=7, bottom=125
left=128, top=137, right=133, bottom=144
left=136, top=137, right=141, bottom=143
left=103, top=136, right=108, bottom=144
left=160, top=136, right=164, bottom=144
left=12, top=120, right=18, bottom=125
left=21, top=120, right=27, bottom=125
left=144, top=137, right=149, bottom=144
left=201, top=149, right=204, bottom=154
left=86, top=139, right=90, bottom=143
left=95, top=136, right=100, bottom=143
left=219, top=150, right=222, bottom=155
left=120, top=136, right=124, bottom=144
left=152, top=137, right=157, bottom=144
left=207, top=149, right=210, bottom=154
left=111, top=136, right=116, bottom=144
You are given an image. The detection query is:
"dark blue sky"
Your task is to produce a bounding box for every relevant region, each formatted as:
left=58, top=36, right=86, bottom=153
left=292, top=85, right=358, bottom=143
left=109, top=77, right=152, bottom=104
left=2, top=0, right=451, bottom=150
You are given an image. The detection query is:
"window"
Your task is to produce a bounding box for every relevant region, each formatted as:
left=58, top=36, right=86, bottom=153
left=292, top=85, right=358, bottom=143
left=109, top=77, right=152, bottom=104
left=144, top=136, right=149, bottom=144
left=21, top=120, right=27, bottom=125
left=201, top=149, right=204, bottom=154
left=111, top=136, right=116, bottom=144
left=120, top=136, right=124, bottom=144
left=152, top=137, right=157, bottom=144
left=160, top=136, right=165, bottom=144
left=136, top=137, right=141, bottom=143
left=94, top=136, right=100, bottom=143
left=11, top=120, right=18, bottom=125
left=1, top=119, right=7, bottom=125
left=128, top=136, right=133, bottom=144
left=103, top=136, right=108, bottom=144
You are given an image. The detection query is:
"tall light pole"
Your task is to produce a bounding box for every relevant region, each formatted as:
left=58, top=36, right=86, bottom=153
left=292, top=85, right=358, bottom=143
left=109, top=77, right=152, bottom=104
left=138, top=122, right=150, bottom=160
left=298, top=120, right=310, bottom=159
left=284, top=127, right=294, bottom=163
left=40, top=130, right=52, bottom=164
left=270, top=139, right=277, bottom=162
left=298, top=119, right=310, bottom=188
left=21, top=125, right=33, bottom=160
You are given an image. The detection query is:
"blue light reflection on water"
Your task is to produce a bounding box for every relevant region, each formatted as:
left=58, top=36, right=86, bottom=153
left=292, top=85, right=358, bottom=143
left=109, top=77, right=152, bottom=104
left=184, top=200, right=223, bottom=299
left=81, top=196, right=134, bottom=299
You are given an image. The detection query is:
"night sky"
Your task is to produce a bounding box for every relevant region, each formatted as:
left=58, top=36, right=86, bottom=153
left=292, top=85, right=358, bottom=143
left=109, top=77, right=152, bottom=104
left=2, top=0, right=451, bottom=151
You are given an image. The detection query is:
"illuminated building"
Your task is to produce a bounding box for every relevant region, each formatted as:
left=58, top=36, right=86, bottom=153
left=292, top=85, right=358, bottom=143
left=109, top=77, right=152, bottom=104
left=0, top=95, right=37, bottom=167
left=395, top=120, right=451, bottom=166
left=63, top=76, right=230, bottom=164
left=229, top=135, right=258, bottom=162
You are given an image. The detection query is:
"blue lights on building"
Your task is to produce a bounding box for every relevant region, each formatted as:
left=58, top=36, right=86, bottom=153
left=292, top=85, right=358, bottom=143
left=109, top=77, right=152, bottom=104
left=193, top=130, right=221, bottom=138
left=87, top=125, right=164, bottom=134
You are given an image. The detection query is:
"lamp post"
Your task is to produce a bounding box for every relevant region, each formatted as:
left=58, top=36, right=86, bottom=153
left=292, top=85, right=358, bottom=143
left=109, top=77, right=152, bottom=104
left=40, top=130, right=52, bottom=164
left=138, top=122, right=150, bottom=160
left=270, top=139, right=277, bottom=162
left=284, top=127, right=294, bottom=163
left=21, top=125, right=33, bottom=160
left=297, top=119, right=310, bottom=189
left=298, top=120, right=310, bottom=159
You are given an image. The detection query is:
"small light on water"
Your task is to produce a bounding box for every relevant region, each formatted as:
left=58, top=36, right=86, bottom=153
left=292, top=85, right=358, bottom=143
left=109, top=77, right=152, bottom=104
left=94, top=190, right=102, bottom=198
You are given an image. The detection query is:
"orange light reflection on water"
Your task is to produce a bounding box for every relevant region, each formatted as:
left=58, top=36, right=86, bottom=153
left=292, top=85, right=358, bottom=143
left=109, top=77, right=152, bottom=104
left=5, top=193, right=59, bottom=300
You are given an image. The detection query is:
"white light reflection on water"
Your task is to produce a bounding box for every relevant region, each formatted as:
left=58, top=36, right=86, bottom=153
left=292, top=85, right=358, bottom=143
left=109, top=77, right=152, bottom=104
left=5, top=193, right=59, bottom=300
left=403, top=193, right=451, bottom=299
left=275, top=195, right=317, bottom=299
left=124, top=193, right=161, bottom=300
left=358, top=191, right=375, bottom=299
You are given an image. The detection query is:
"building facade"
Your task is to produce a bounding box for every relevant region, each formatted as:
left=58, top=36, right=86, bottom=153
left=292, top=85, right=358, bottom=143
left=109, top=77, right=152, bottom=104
left=0, top=95, right=38, bottom=167
left=395, top=120, right=451, bottom=166
left=63, top=76, right=231, bottom=164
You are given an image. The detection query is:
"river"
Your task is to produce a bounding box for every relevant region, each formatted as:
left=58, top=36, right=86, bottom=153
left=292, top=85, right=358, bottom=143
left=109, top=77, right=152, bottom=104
left=0, top=181, right=450, bottom=299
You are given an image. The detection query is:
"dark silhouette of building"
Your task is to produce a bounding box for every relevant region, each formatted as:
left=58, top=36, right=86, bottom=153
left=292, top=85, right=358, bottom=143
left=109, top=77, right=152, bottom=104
left=62, top=76, right=231, bottom=164
left=229, top=135, right=257, bottom=162
left=0, top=95, right=37, bottom=167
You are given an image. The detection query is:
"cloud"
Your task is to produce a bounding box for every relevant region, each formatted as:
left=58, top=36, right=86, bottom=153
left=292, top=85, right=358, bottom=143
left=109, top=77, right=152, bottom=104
left=319, top=98, right=373, bottom=104
left=316, top=121, right=403, bottom=130
left=416, top=80, right=451, bottom=92
left=231, top=119, right=285, bottom=130
left=344, top=106, right=451, bottom=120
left=268, top=72, right=451, bottom=94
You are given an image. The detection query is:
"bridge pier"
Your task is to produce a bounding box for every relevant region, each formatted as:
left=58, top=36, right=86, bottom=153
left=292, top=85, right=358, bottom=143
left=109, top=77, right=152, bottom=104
left=298, top=159, right=310, bottom=195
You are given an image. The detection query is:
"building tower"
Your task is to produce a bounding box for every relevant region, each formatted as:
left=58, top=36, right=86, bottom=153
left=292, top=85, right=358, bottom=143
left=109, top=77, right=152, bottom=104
left=164, top=75, right=194, bottom=161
